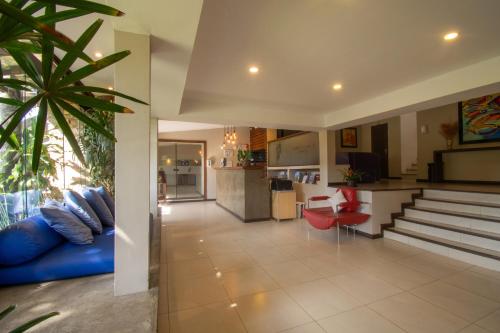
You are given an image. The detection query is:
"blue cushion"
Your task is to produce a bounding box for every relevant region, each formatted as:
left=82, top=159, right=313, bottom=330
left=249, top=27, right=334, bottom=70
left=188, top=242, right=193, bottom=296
left=40, top=206, right=94, bottom=245
left=0, top=227, right=114, bottom=286
left=64, top=190, right=102, bottom=234
left=0, top=215, right=64, bottom=266
left=83, top=189, right=114, bottom=227
left=96, top=186, right=114, bottom=218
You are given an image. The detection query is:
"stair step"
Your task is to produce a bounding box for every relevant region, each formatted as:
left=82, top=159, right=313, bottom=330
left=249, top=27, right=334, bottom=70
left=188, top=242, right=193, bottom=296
left=423, top=189, right=500, bottom=206
left=385, top=227, right=500, bottom=261
left=419, top=197, right=500, bottom=209
left=407, top=206, right=500, bottom=223
left=416, top=198, right=500, bottom=219
left=396, top=216, right=500, bottom=242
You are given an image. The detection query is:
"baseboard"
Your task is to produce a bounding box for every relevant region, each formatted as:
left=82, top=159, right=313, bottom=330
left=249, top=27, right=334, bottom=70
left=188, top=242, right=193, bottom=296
left=216, top=202, right=270, bottom=223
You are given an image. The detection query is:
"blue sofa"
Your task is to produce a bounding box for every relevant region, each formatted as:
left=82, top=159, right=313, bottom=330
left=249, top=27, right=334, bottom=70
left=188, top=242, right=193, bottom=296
left=0, top=215, right=114, bottom=286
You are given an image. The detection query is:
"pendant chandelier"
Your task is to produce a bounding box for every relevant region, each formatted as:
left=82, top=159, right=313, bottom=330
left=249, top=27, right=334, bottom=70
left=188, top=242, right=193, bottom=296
left=220, top=126, right=238, bottom=150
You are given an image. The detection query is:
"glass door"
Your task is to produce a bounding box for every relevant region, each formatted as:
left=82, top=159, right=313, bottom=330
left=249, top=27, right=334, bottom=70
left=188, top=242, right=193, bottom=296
left=158, top=142, right=204, bottom=201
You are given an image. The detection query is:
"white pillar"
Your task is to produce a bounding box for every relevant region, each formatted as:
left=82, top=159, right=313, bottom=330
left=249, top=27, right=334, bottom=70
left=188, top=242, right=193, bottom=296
left=114, top=31, right=151, bottom=296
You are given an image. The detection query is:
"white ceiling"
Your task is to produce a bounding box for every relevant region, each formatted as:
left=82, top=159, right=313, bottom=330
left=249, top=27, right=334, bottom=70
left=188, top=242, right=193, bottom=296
left=158, top=120, right=223, bottom=133
left=54, top=0, right=500, bottom=129
left=186, top=0, right=500, bottom=114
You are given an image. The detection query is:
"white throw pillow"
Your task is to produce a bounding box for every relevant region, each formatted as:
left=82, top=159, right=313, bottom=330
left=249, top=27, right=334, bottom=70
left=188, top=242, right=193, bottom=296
left=328, top=190, right=347, bottom=213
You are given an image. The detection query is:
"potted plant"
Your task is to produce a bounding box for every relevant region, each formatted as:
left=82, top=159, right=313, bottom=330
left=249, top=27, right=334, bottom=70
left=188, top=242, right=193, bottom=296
left=340, top=167, right=363, bottom=187
left=439, top=122, right=458, bottom=150
left=237, top=149, right=253, bottom=167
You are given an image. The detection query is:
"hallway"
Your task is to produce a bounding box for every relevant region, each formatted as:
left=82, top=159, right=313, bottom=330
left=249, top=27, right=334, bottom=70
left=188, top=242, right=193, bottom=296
left=158, top=202, right=500, bottom=333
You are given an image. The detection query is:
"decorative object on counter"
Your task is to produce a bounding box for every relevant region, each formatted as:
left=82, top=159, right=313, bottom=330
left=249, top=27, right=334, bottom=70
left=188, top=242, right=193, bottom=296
left=339, top=168, right=363, bottom=187
left=439, top=121, right=458, bottom=150
left=237, top=148, right=253, bottom=167
left=340, top=128, right=358, bottom=148
left=458, top=93, right=500, bottom=144
left=220, top=126, right=238, bottom=150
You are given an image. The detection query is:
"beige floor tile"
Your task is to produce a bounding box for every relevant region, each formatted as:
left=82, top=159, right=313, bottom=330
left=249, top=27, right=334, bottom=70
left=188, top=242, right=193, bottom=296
left=360, top=260, right=436, bottom=290
left=248, top=246, right=297, bottom=265
left=328, top=270, right=402, bottom=304
left=210, top=251, right=256, bottom=272
left=277, top=243, right=325, bottom=259
left=459, top=324, right=492, bottom=333
left=168, top=275, right=228, bottom=311
left=397, top=252, right=470, bottom=278
left=317, top=306, right=405, bottom=333
left=411, top=281, right=500, bottom=322
left=476, top=309, right=500, bottom=332
left=222, top=266, right=280, bottom=298
left=443, top=270, right=500, bottom=302
left=280, top=322, right=326, bottom=333
left=262, top=259, right=323, bottom=287
left=166, top=244, right=207, bottom=262
left=169, top=302, right=246, bottom=333
left=285, top=279, right=363, bottom=320
left=168, top=257, right=215, bottom=281
left=235, top=289, right=313, bottom=333
left=299, top=254, right=359, bottom=277
left=369, top=292, right=469, bottom=333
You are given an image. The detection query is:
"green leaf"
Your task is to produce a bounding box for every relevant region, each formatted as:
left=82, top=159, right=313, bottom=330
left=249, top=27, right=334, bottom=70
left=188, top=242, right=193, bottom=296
left=0, top=97, right=24, bottom=107
left=0, top=305, right=16, bottom=321
left=8, top=50, right=43, bottom=87
left=41, top=4, right=55, bottom=86
left=61, top=85, right=148, bottom=105
left=47, top=99, right=86, bottom=165
left=56, top=92, right=133, bottom=113
left=32, top=97, right=48, bottom=173
left=50, top=19, right=103, bottom=85
left=0, top=94, right=42, bottom=150
left=0, top=78, right=37, bottom=91
left=0, top=40, right=40, bottom=53
left=9, top=311, right=59, bottom=333
left=34, top=0, right=124, bottom=16
left=54, top=98, right=115, bottom=141
left=57, top=50, right=131, bottom=88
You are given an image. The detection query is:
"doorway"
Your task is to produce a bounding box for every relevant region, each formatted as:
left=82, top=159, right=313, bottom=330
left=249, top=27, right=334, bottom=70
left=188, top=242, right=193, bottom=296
left=371, top=123, right=389, bottom=178
left=158, top=140, right=206, bottom=201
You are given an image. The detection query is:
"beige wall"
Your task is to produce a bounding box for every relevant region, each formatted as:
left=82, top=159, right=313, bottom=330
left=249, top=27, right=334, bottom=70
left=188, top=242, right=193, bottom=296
left=159, top=127, right=250, bottom=199
left=400, top=112, right=418, bottom=172
left=335, top=116, right=402, bottom=178
left=416, top=103, right=500, bottom=180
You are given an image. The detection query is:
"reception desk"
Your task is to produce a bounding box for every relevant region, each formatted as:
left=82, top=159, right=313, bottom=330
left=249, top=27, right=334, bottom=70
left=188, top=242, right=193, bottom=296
left=216, top=167, right=270, bottom=222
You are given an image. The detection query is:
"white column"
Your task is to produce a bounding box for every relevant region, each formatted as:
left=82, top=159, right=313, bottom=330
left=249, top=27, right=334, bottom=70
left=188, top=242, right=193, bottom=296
left=114, top=31, right=151, bottom=296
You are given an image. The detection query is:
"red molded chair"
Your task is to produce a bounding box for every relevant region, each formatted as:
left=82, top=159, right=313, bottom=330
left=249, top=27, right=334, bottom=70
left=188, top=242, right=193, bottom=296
left=303, top=188, right=370, bottom=242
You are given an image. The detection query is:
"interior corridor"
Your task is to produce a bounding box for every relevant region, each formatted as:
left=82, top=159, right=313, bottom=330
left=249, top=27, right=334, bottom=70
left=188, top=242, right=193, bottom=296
left=157, top=201, right=500, bottom=333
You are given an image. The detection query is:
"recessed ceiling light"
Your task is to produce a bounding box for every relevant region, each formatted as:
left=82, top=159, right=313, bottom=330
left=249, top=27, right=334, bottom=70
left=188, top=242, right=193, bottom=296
left=95, top=51, right=103, bottom=58
left=248, top=66, right=259, bottom=74
left=443, top=32, right=459, bottom=41
left=332, top=83, right=343, bottom=91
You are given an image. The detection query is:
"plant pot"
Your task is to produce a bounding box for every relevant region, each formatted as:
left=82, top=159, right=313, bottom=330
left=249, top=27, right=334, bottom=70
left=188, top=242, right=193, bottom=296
left=346, top=180, right=357, bottom=187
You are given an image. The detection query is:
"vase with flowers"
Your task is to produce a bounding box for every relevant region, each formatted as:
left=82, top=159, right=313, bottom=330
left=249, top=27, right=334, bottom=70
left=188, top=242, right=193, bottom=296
left=340, top=168, right=363, bottom=187
left=439, top=122, right=458, bottom=150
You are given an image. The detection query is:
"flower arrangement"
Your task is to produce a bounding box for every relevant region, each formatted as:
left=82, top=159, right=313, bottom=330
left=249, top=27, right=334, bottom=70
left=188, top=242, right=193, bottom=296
left=439, top=122, right=458, bottom=150
left=339, top=168, right=363, bottom=186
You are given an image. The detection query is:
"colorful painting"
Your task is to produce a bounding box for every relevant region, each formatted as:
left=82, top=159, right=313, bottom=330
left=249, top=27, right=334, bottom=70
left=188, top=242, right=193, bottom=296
left=459, top=93, right=500, bottom=144
left=340, top=128, right=358, bottom=148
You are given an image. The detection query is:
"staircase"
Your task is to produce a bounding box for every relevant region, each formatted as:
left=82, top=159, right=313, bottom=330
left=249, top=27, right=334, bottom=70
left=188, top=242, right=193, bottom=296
left=384, top=189, right=500, bottom=271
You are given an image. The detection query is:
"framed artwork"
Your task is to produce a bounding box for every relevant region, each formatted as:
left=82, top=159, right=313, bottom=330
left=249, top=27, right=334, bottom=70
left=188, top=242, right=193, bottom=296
left=459, top=93, right=500, bottom=144
left=340, top=127, right=358, bottom=148
left=223, top=149, right=233, bottom=158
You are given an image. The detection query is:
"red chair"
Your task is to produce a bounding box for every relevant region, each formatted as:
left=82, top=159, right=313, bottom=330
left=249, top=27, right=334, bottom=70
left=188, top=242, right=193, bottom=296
left=303, top=188, right=370, bottom=242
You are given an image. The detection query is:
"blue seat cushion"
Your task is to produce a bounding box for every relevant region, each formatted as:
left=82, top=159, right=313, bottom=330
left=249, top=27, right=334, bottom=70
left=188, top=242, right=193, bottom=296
left=83, top=189, right=114, bottom=227
left=0, top=215, right=64, bottom=266
left=0, top=228, right=115, bottom=286
left=64, top=190, right=103, bottom=234
left=96, top=186, right=115, bottom=218
left=40, top=205, right=94, bottom=245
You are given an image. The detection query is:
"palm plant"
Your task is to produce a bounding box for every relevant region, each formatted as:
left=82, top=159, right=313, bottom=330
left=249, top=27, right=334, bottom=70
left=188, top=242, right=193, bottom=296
left=0, top=0, right=147, bottom=174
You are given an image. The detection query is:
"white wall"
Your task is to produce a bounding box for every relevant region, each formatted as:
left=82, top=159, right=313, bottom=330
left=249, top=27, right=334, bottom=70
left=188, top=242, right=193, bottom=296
left=158, top=127, right=250, bottom=199
left=114, top=31, right=151, bottom=296
left=400, top=112, right=417, bottom=173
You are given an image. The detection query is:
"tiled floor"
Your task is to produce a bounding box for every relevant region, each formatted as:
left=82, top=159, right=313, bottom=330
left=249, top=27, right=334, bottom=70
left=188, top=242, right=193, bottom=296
left=158, top=201, right=500, bottom=333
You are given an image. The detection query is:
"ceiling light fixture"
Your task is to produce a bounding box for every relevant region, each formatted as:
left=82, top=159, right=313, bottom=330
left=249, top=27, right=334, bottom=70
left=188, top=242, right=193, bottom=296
left=248, top=66, right=259, bottom=74
left=443, top=32, right=459, bottom=41
left=94, top=51, right=103, bottom=58
left=332, top=83, right=343, bottom=91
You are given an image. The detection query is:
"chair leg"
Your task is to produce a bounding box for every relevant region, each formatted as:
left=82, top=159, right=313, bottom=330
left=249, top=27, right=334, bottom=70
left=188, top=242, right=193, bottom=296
left=353, top=225, right=357, bottom=239
left=337, top=225, right=340, bottom=244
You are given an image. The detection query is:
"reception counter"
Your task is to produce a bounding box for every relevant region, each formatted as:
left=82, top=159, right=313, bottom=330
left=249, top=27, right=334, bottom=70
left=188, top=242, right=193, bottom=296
left=216, top=167, right=271, bottom=222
